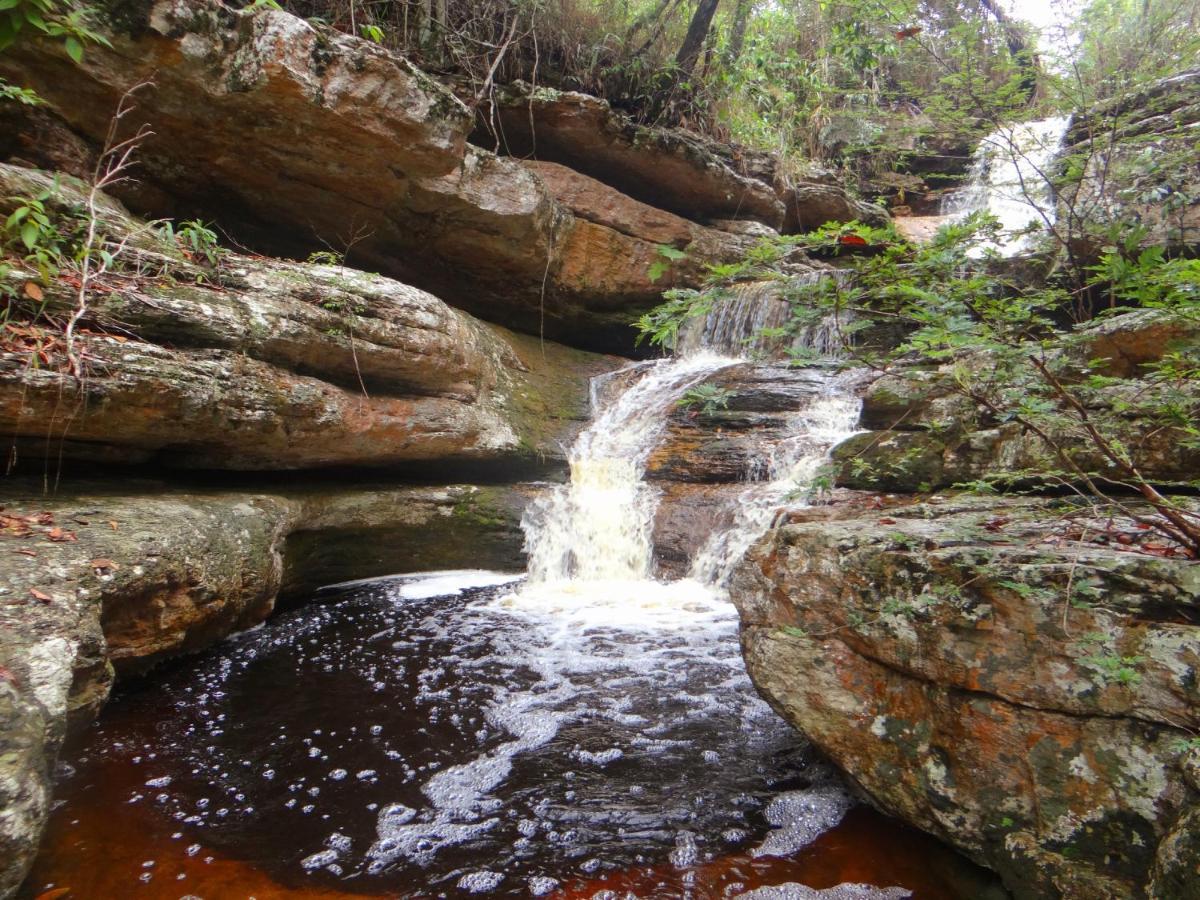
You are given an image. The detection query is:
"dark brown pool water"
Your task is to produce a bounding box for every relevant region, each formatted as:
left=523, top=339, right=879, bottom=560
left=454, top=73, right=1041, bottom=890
left=22, top=574, right=1003, bottom=900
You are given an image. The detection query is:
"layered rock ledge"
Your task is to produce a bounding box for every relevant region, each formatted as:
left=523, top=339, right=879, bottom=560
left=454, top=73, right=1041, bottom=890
left=0, top=163, right=617, bottom=473
left=0, top=0, right=785, bottom=352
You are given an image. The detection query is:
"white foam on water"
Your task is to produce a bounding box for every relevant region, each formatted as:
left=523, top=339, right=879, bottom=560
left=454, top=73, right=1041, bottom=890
left=325, top=570, right=523, bottom=599
left=736, top=884, right=913, bottom=900
left=751, top=783, right=857, bottom=858
left=522, top=353, right=741, bottom=586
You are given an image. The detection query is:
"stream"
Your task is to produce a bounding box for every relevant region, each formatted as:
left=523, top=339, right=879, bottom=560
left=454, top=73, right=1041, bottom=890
left=23, top=277, right=1008, bottom=899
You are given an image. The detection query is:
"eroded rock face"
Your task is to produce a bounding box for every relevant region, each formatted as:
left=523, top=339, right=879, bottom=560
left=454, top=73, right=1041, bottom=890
left=0, top=164, right=616, bottom=473
left=781, top=181, right=890, bottom=234
left=477, top=81, right=786, bottom=229
left=0, top=2, right=757, bottom=352
left=646, top=364, right=836, bottom=483
left=0, top=480, right=539, bottom=896
left=730, top=495, right=1199, bottom=899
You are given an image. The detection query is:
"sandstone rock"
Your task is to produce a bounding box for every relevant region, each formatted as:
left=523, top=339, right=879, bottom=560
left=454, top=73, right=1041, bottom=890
left=0, top=479, right=540, bottom=895
left=836, top=309, right=1200, bottom=492
left=522, top=160, right=695, bottom=247
left=645, top=364, right=839, bottom=483
left=0, top=164, right=617, bottom=473
left=781, top=181, right=890, bottom=233
left=478, top=81, right=786, bottom=229
left=651, top=482, right=744, bottom=579
left=0, top=2, right=751, bottom=352
left=731, top=495, right=1200, bottom=899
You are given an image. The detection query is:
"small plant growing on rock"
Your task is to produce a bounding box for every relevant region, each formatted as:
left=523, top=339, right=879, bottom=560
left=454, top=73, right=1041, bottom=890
left=677, top=383, right=734, bottom=416
left=157, top=219, right=225, bottom=268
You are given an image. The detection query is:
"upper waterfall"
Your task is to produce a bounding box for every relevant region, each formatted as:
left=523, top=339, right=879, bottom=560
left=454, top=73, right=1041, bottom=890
left=676, top=278, right=845, bottom=360
left=943, top=115, right=1072, bottom=255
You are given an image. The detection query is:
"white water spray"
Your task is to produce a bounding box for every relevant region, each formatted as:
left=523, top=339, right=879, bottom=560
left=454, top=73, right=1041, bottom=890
left=944, top=115, right=1071, bottom=255
left=519, top=277, right=862, bottom=603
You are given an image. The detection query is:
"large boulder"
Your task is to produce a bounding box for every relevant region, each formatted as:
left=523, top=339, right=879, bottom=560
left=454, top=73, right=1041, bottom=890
left=0, top=1, right=756, bottom=352
left=0, top=164, right=617, bottom=473
left=731, top=495, right=1200, bottom=898
left=0, top=479, right=540, bottom=896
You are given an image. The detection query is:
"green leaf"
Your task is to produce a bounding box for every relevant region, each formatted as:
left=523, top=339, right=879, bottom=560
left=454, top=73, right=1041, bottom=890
left=20, top=220, right=39, bottom=251
left=64, top=35, right=82, bottom=63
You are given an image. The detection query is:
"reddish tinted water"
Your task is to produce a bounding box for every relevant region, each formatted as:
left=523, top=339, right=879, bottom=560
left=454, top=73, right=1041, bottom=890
left=22, top=576, right=1003, bottom=900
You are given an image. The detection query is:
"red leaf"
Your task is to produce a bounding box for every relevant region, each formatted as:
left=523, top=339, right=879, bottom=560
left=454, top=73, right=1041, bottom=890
left=838, top=234, right=868, bottom=246
left=877, top=517, right=897, bottom=525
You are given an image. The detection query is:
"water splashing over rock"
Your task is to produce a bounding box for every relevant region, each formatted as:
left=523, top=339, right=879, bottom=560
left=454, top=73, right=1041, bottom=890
left=943, top=116, right=1072, bottom=255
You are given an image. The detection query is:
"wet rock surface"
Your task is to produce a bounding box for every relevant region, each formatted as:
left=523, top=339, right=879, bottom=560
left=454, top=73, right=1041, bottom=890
left=730, top=494, right=1200, bottom=899
left=646, top=364, right=837, bottom=483
left=0, top=480, right=539, bottom=896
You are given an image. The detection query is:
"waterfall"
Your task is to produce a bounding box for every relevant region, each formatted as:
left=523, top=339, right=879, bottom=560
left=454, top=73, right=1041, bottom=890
left=943, top=115, right=1071, bottom=255
left=688, top=371, right=862, bottom=586
left=521, top=352, right=740, bottom=586
left=518, top=276, right=861, bottom=601
left=675, top=278, right=846, bottom=359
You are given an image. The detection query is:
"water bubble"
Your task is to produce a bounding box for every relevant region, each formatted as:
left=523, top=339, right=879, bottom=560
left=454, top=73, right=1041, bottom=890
left=300, top=849, right=338, bottom=871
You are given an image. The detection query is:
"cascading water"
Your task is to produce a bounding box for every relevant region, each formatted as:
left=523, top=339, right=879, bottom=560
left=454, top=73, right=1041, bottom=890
left=943, top=115, right=1072, bottom=255
left=520, top=352, right=740, bottom=588
left=517, top=280, right=862, bottom=608
left=688, top=371, right=862, bottom=586
left=675, top=278, right=846, bottom=359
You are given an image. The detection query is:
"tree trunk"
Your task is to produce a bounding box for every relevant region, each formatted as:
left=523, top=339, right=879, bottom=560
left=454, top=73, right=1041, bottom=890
left=724, top=0, right=752, bottom=66
left=675, top=0, right=721, bottom=78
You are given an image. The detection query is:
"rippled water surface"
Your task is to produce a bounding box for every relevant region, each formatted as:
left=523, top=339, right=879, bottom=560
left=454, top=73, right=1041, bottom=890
left=25, top=573, right=1001, bottom=899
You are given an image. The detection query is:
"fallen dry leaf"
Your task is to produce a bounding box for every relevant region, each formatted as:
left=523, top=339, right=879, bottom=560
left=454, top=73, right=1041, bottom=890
left=14, top=549, right=37, bottom=557
left=89, top=557, right=118, bottom=572
left=108, top=520, right=119, bottom=531
left=29, top=588, right=52, bottom=603
left=47, top=527, right=77, bottom=543
left=23, top=281, right=44, bottom=302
